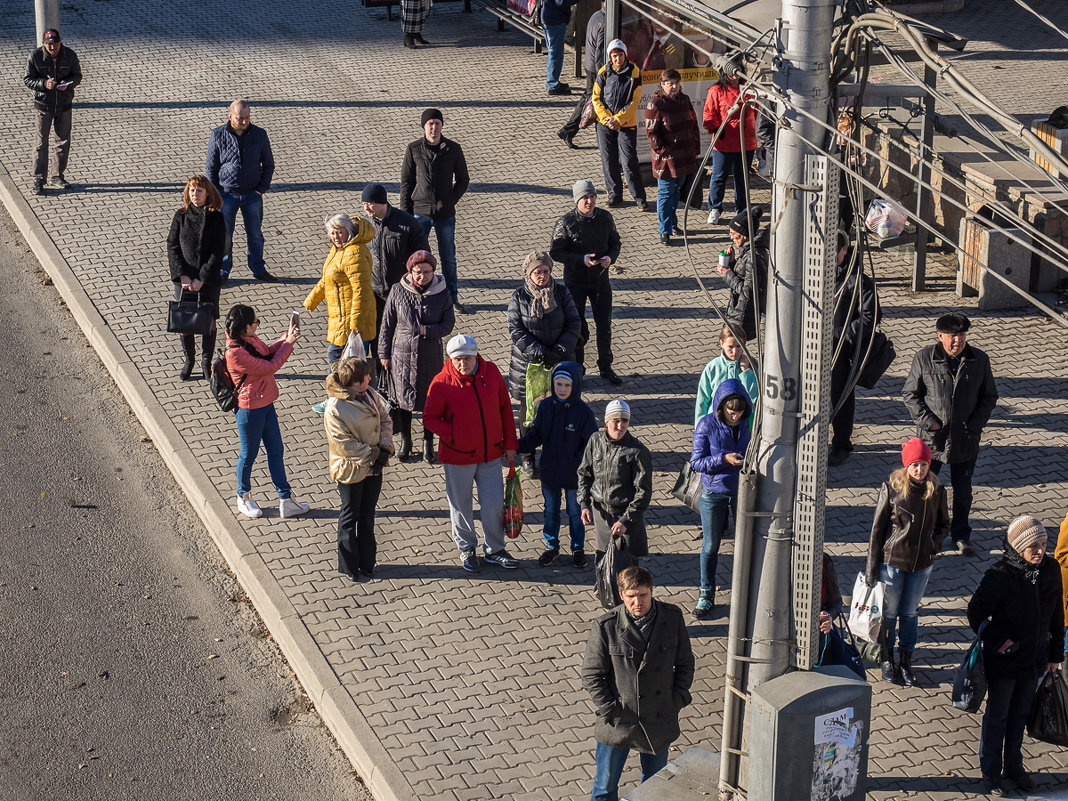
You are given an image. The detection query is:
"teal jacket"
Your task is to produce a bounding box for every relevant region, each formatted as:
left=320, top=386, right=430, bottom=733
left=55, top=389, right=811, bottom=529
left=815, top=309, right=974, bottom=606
left=694, top=355, right=758, bottom=426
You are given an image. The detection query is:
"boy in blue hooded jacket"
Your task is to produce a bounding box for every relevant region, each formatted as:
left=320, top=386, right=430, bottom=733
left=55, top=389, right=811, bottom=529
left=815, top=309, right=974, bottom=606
left=519, top=361, right=598, bottom=568
left=689, top=377, right=752, bottom=618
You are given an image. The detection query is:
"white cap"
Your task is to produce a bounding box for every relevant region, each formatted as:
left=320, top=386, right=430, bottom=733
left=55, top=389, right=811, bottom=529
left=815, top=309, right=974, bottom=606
left=607, top=39, right=627, bottom=57
left=446, top=334, right=478, bottom=358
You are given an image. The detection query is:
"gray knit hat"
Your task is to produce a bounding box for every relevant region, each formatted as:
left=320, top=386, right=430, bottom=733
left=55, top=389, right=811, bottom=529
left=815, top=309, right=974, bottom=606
left=1008, top=515, right=1046, bottom=554
left=573, top=179, right=597, bottom=202
left=605, top=399, right=631, bottom=422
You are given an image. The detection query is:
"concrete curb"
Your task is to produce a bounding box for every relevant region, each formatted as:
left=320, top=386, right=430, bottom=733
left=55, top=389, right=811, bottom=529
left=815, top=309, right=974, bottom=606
left=0, top=160, right=416, bottom=801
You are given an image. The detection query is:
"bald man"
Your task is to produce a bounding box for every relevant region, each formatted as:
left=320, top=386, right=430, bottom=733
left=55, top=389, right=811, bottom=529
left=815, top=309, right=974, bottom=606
left=206, top=100, right=277, bottom=282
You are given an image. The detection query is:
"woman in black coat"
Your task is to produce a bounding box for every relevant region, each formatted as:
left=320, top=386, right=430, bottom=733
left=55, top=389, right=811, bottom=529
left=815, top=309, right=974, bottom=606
left=967, top=515, right=1064, bottom=796
left=378, top=249, right=455, bottom=463
left=507, top=251, right=581, bottom=476
left=167, top=175, right=227, bottom=379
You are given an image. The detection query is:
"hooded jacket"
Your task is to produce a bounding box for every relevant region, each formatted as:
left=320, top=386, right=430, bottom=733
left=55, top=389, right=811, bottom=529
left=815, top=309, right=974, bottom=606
left=723, top=227, right=768, bottom=341
left=303, top=218, right=377, bottom=346
left=968, top=542, right=1064, bottom=681
left=368, top=205, right=430, bottom=300
left=645, top=90, right=701, bottom=179
left=224, top=334, right=293, bottom=410
left=507, top=280, right=582, bottom=403
left=205, top=123, right=274, bottom=195
left=399, top=136, right=470, bottom=222
left=865, top=472, right=949, bottom=583
left=422, top=355, right=519, bottom=466
left=517, top=362, right=598, bottom=489
left=323, top=375, right=394, bottom=484
left=593, top=61, right=642, bottom=129
left=690, top=378, right=752, bottom=495
left=702, top=82, right=758, bottom=153
left=694, top=354, right=758, bottom=427
left=24, top=45, right=82, bottom=114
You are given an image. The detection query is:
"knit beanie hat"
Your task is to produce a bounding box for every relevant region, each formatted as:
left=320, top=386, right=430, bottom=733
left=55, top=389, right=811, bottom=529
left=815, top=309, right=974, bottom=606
left=406, top=249, right=437, bottom=271
left=901, top=437, right=932, bottom=467
left=421, top=108, right=444, bottom=127
left=728, top=206, right=764, bottom=239
left=607, top=39, right=627, bottom=57
left=361, top=183, right=387, bottom=204
left=605, top=399, right=630, bottom=422
left=446, top=334, right=478, bottom=358
left=936, top=312, right=970, bottom=334
left=523, top=251, right=553, bottom=277
left=1008, top=515, right=1046, bottom=554
left=573, top=179, right=597, bottom=202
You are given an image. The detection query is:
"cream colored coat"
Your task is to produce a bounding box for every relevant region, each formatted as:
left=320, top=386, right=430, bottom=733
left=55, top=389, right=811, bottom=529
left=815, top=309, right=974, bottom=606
left=323, top=376, right=394, bottom=484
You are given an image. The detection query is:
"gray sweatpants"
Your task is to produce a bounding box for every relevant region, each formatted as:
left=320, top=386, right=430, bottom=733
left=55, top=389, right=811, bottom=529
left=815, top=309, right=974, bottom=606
left=443, top=459, right=506, bottom=555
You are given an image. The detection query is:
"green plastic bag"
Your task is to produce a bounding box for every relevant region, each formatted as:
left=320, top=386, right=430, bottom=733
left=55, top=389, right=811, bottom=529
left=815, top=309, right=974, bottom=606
left=524, top=361, right=552, bottom=427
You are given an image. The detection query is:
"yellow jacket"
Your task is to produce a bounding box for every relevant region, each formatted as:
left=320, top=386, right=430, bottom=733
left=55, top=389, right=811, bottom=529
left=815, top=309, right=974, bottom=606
left=304, top=217, right=376, bottom=346
left=592, top=62, right=643, bottom=130
left=1054, top=511, right=1068, bottom=624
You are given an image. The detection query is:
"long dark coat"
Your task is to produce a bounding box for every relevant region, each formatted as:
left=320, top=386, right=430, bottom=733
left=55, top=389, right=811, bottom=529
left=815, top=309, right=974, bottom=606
left=378, top=274, right=455, bottom=412
left=167, top=205, right=227, bottom=318
left=506, top=280, right=581, bottom=406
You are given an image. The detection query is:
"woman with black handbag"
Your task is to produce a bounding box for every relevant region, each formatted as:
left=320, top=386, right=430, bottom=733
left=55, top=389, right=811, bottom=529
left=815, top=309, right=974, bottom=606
left=167, top=175, right=227, bottom=380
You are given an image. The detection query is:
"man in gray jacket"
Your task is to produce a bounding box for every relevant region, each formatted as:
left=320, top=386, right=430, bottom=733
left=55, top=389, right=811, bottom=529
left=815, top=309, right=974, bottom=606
left=581, top=566, right=694, bottom=800
left=902, top=312, right=998, bottom=556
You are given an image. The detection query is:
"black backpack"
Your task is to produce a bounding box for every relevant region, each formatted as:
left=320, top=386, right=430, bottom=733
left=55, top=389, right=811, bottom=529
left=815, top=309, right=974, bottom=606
left=209, top=346, right=246, bottom=413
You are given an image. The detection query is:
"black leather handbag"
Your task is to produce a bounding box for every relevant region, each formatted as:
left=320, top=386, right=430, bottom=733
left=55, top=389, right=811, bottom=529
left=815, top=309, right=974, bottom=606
left=671, top=461, right=703, bottom=513
left=167, top=292, right=213, bottom=335
left=856, top=329, right=896, bottom=389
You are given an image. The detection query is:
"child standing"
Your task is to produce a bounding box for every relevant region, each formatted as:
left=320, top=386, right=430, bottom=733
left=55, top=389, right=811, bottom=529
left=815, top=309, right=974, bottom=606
left=578, top=399, right=653, bottom=562
left=694, top=324, right=758, bottom=427
left=519, top=362, right=597, bottom=568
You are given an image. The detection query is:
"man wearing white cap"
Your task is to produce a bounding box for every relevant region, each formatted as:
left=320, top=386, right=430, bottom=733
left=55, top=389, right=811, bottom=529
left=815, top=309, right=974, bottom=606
left=423, top=335, right=520, bottom=572
left=591, top=40, right=647, bottom=211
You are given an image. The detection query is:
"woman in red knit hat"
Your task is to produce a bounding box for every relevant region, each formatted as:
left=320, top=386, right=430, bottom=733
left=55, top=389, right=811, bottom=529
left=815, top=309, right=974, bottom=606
left=865, top=437, right=949, bottom=686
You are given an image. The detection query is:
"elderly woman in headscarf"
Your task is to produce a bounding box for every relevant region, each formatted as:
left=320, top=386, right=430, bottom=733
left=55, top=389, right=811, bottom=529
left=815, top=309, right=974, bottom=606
left=378, top=249, right=455, bottom=462
left=506, top=250, right=581, bottom=477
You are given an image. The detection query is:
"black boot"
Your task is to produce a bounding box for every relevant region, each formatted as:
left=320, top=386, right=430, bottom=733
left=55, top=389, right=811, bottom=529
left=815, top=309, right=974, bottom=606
left=521, top=452, right=538, bottom=479
left=414, top=33, right=429, bottom=44
left=880, top=654, right=903, bottom=685
left=899, top=649, right=915, bottom=687
left=397, top=410, right=413, bottom=461
left=201, top=328, right=217, bottom=380
left=403, top=33, right=417, bottom=49
left=423, top=431, right=436, bottom=464
left=180, top=335, right=196, bottom=380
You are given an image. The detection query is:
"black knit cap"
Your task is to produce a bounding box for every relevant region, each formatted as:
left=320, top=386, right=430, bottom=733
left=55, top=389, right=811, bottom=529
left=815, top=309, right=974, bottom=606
left=935, top=312, right=971, bottom=335
left=728, top=207, right=764, bottom=238
left=421, top=108, right=444, bottom=127
left=361, top=183, right=387, bottom=204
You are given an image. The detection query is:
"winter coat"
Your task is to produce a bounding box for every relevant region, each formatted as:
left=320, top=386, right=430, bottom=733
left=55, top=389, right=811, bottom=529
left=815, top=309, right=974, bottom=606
left=865, top=475, right=950, bottom=583
left=581, top=600, right=695, bottom=754
left=583, top=9, right=606, bottom=76
left=833, top=249, right=880, bottom=347
left=901, top=343, right=998, bottom=464
left=690, top=379, right=752, bottom=495
left=702, top=82, right=758, bottom=153
left=549, top=207, right=621, bottom=287
left=205, top=124, right=274, bottom=195
left=303, top=218, right=377, bottom=347
left=399, top=136, right=470, bottom=222
left=1056, top=512, right=1068, bottom=627
left=694, top=354, right=758, bottom=426
left=723, top=227, right=768, bottom=341
left=968, top=543, right=1064, bottom=681
left=369, top=205, right=430, bottom=300
left=225, top=334, right=293, bottom=410
left=593, top=61, right=642, bottom=129
left=323, top=375, right=394, bottom=485
left=24, top=45, right=82, bottom=114
left=517, top=361, right=597, bottom=490
left=541, top=0, right=578, bottom=27
left=167, top=205, right=227, bottom=318
left=378, top=274, right=455, bottom=412
left=422, top=356, right=519, bottom=466
left=645, top=91, right=701, bottom=179
left=507, top=281, right=582, bottom=404
left=578, top=430, right=653, bottom=555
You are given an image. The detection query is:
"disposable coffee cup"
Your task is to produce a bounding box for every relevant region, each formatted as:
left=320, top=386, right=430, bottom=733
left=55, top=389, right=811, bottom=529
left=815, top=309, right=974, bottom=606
left=718, top=251, right=730, bottom=268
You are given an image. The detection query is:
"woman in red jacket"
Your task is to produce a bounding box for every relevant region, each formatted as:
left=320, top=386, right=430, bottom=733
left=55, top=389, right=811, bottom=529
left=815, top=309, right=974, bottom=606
left=423, top=334, right=519, bottom=573
left=702, top=65, right=758, bottom=225
left=224, top=304, right=311, bottom=520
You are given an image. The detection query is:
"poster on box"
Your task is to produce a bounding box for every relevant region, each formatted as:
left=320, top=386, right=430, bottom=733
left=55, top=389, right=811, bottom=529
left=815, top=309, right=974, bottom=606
left=811, top=706, right=863, bottom=801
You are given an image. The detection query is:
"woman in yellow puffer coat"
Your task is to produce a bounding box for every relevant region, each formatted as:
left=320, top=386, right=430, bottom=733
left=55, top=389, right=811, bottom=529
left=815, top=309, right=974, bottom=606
left=304, top=214, right=377, bottom=365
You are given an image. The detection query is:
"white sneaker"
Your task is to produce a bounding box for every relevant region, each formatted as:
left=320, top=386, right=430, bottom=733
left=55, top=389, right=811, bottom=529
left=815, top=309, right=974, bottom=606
left=279, top=497, right=310, bottom=518
left=707, top=209, right=722, bottom=224
left=237, top=493, right=263, bottom=519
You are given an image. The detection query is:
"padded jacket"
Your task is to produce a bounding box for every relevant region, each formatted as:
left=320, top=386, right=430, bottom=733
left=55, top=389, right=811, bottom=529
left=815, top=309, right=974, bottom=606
left=422, top=356, right=519, bottom=466
left=506, top=280, right=581, bottom=404
left=323, top=376, right=394, bottom=485
left=225, top=334, right=293, bottom=410
left=368, top=205, right=430, bottom=300
left=549, top=207, right=621, bottom=287
left=645, top=90, right=701, bottom=179
left=593, top=61, right=642, bottom=129
left=690, top=379, right=752, bottom=495
left=205, top=123, right=274, bottom=195
left=865, top=476, right=950, bottom=583
left=702, top=82, right=758, bottom=152
left=399, top=136, right=470, bottom=222
left=694, top=354, right=758, bottom=427
left=24, top=45, right=82, bottom=113
left=303, top=218, right=377, bottom=346
left=517, top=361, right=597, bottom=490
left=723, top=228, right=768, bottom=341
left=1055, top=512, right=1068, bottom=627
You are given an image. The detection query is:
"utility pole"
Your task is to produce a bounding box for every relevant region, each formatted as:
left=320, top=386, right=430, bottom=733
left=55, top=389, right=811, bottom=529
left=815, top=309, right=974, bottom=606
left=35, top=0, right=60, bottom=44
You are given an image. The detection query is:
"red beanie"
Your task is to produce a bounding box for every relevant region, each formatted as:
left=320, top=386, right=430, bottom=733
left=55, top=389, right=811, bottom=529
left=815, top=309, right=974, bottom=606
left=901, top=437, right=932, bottom=467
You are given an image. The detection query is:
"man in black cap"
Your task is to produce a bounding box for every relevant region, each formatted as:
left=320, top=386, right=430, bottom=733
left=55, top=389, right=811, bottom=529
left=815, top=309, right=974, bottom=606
left=399, top=109, right=470, bottom=314
left=902, top=312, right=999, bottom=555
left=24, top=28, right=81, bottom=195
left=360, top=182, right=429, bottom=358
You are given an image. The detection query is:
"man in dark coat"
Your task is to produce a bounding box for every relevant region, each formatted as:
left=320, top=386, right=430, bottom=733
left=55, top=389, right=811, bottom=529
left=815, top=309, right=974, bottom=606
left=902, top=312, right=998, bottom=555
left=581, top=566, right=694, bottom=800
left=399, top=108, right=470, bottom=314
left=24, top=28, right=81, bottom=195
left=205, top=100, right=277, bottom=282
left=550, top=179, right=623, bottom=385
left=559, top=4, right=606, bottom=147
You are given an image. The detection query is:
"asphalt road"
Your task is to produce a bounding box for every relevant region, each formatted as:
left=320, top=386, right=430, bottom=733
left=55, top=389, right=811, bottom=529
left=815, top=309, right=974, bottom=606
left=0, top=206, right=371, bottom=801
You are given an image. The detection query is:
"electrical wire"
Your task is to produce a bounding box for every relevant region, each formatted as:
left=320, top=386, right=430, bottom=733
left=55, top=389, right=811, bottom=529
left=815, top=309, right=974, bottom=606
left=1009, top=0, right=1068, bottom=44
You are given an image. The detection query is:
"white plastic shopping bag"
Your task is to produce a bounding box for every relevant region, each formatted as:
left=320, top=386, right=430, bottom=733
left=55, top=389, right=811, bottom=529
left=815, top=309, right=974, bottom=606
left=847, top=572, right=884, bottom=644
left=341, top=330, right=366, bottom=361
left=864, top=198, right=906, bottom=239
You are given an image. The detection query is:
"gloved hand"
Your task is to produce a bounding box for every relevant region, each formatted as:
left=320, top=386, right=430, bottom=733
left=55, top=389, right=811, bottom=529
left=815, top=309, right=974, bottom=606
left=371, top=448, right=390, bottom=475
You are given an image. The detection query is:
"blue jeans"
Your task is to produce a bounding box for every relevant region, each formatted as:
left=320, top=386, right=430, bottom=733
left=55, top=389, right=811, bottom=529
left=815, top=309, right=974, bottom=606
left=699, top=490, right=734, bottom=592
left=879, top=563, right=933, bottom=651
left=327, top=343, right=345, bottom=365
left=708, top=149, right=755, bottom=213
left=980, top=675, right=1036, bottom=779
left=235, top=404, right=291, bottom=499
left=416, top=215, right=458, bottom=302
left=220, top=191, right=266, bottom=276
left=656, top=175, right=684, bottom=236
left=591, top=740, right=669, bottom=801
left=931, top=456, right=977, bottom=544
left=543, top=23, right=567, bottom=90
left=543, top=484, right=584, bottom=551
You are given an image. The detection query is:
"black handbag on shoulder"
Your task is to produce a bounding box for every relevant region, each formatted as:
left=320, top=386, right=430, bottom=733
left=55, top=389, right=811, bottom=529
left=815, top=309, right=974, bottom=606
left=671, top=461, right=703, bottom=513
left=856, top=329, right=896, bottom=389
left=167, top=291, right=213, bottom=336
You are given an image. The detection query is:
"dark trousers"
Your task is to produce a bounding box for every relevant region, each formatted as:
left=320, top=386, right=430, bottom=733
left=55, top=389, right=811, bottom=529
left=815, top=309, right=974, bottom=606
left=980, top=675, right=1035, bottom=779
left=930, top=456, right=977, bottom=543
left=337, top=474, right=383, bottom=577
left=829, top=354, right=855, bottom=451
left=596, top=125, right=645, bottom=203
left=561, top=73, right=596, bottom=139
left=566, top=279, right=613, bottom=371
left=34, top=108, right=72, bottom=181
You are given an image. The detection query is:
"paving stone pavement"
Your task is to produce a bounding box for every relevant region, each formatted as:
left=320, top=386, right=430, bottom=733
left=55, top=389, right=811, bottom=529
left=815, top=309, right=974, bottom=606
left=1, top=0, right=1066, bottom=799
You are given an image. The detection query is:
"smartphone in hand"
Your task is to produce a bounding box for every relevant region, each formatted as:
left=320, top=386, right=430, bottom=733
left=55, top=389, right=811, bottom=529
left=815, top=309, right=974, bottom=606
left=290, top=311, right=301, bottom=330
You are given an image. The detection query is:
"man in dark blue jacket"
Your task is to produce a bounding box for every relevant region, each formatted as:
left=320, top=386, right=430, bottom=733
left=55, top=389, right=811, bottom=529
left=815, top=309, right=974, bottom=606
left=205, top=100, right=277, bottom=282
left=24, top=28, right=81, bottom=195
left=543, top=0, right=579, bottom=95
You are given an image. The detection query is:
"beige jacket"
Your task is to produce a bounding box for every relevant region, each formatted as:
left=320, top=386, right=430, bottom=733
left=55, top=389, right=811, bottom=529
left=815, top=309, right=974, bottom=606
left=323, top=375, right=393, bottom=484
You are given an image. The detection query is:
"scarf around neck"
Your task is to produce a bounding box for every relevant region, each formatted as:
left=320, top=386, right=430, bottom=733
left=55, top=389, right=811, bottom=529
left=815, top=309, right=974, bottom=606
left=525, top=276, right=557, bottom=318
